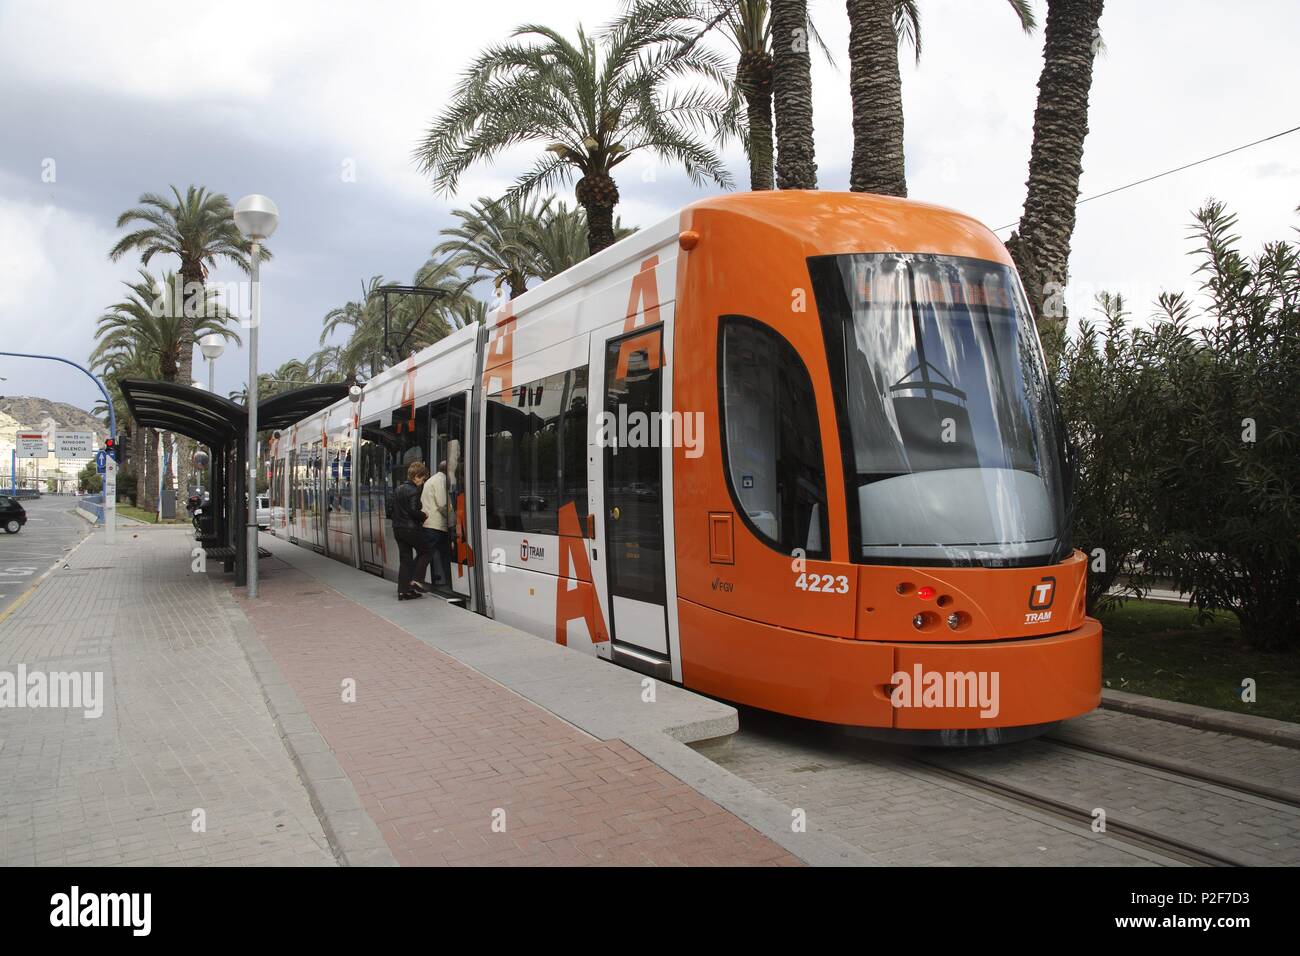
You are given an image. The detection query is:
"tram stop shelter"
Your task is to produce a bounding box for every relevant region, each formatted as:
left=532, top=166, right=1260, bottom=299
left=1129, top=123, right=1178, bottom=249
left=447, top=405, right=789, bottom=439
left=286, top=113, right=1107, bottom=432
left=119, top=379, right=348, bottom=586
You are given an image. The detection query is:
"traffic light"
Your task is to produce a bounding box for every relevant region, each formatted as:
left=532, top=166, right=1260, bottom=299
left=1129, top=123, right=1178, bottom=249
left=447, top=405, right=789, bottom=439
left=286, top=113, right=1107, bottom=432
left=104, top=437, right=118, bottom=463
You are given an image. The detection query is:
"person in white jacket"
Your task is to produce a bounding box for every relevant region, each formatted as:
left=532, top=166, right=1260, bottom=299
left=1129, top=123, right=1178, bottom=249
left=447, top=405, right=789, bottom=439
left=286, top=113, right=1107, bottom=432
left=420, top=460, right=452, bottom=588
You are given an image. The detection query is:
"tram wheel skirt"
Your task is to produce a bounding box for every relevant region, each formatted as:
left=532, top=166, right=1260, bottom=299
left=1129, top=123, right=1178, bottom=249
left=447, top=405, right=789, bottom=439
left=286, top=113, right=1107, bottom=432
left=678, top=600, right=1101, bottom=730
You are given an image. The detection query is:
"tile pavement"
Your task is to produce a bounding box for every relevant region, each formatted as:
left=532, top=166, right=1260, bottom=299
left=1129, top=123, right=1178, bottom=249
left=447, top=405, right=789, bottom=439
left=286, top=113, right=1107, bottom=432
left=233, top=557, right=799, bottom=866
left=0, top=528, right=334, bottom=866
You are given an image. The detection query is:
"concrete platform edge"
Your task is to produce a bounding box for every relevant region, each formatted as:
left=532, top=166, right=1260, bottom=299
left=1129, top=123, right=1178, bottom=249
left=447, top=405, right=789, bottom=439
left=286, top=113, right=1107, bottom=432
left=1101, top=688, right=1300, bottom=749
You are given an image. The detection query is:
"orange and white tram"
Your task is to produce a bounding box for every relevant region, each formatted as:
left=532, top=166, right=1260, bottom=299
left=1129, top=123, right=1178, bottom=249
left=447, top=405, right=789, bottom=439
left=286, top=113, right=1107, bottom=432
left=269, top=191, right=1101, bottom=741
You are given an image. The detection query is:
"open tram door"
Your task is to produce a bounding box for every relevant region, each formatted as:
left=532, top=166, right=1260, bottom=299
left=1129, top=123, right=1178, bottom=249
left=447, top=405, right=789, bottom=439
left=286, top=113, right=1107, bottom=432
left=427, top=392, right=471, bottom=605
left=590, top=307, right=681, bottom=683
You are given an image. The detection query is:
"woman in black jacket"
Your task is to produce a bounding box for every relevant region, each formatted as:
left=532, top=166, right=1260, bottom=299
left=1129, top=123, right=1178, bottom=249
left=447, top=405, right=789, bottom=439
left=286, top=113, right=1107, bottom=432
left=393, top=461, right=432, bottom=600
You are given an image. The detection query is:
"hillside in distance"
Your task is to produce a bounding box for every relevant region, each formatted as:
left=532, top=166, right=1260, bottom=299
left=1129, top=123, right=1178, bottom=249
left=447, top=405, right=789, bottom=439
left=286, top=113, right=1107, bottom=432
left=0, top=396, right=106, bottom=435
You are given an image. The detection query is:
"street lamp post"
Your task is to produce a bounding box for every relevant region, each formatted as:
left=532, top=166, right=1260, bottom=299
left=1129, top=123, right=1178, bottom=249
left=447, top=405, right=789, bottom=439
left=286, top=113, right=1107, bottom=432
left=197, top=334, right=226, bottom=498
left=200, top=333, right=225, bottom=394
left=234, top=194, right=279, bottom=599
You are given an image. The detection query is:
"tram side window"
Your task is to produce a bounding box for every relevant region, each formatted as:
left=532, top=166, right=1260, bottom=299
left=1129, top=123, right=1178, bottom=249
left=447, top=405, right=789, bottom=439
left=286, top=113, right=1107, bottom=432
left=559, top=367, right=589, bottom=529
left=383, top=407, right=429, bottom=490
left=486, top=367, right=588, bottom=534
left=719, top=317, right=829, bottom=558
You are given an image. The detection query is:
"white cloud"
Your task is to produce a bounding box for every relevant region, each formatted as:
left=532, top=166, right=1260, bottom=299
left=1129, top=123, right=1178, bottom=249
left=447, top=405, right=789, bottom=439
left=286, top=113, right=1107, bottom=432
left=0, top=193, right=125, bottom=408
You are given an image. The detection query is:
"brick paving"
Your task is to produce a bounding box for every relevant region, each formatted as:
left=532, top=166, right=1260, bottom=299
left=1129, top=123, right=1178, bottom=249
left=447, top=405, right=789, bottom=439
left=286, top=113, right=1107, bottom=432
left=0, top=528, right=333, bottom=866
left=234, top=557, right=797, bottom=866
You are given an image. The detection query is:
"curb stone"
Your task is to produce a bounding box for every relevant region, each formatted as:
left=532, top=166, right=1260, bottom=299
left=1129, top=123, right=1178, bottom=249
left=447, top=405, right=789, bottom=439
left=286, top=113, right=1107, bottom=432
left=1101, top=688, right=1300, bottom=749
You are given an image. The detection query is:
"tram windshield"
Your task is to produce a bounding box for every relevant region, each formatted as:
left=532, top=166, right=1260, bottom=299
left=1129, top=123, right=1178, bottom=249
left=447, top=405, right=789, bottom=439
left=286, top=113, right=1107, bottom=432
left=809, top=252, right=1067, bottom=566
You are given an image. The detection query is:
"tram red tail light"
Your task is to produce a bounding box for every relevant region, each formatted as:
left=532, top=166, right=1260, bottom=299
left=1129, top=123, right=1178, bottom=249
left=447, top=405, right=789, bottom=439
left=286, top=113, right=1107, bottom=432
left=916, top=586, right=936, bottom=601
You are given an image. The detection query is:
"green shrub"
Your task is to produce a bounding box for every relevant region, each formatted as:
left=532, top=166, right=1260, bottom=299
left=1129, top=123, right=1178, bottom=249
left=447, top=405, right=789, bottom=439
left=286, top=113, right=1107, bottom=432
left=1061, top=200, right=1300, bottom=650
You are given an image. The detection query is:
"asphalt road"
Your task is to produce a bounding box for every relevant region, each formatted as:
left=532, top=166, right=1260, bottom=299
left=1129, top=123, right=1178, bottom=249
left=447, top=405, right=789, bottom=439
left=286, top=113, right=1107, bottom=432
left=0, top=495, right=91, bottom=617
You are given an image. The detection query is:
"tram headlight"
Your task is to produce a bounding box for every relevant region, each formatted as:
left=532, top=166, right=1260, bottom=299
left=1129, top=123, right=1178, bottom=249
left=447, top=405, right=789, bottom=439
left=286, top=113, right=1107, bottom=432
left=947, top=613, right=961, bottom=630
left=912, top=614, right=925, bottom=629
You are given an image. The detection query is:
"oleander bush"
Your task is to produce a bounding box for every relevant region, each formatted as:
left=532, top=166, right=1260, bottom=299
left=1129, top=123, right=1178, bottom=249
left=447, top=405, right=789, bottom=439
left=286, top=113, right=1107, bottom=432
left=1060, top=200, right=1300, bottom=651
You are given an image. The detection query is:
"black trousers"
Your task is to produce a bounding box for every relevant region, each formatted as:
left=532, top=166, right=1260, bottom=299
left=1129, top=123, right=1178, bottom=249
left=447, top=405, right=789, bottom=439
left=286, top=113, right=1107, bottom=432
left=395, top=527, right=431, bottom=594
left=423, top=528, right=451, bottom=587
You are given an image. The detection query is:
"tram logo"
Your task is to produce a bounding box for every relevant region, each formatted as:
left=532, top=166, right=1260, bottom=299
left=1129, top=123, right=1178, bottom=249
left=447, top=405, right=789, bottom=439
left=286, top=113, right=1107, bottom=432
left=1028, top=576, right=1056, bottom=610
left=1024, top=576, right=1056, bottom=624
left=520, top=540, right=544, bottom=562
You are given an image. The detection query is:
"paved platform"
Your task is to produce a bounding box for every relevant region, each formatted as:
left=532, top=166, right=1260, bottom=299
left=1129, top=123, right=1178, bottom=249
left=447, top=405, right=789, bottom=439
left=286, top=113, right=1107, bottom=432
left=0, top=528, right=333, bottom=866
left=240, top=537, right=827, bottom=865
left=1, top=527, right=850, bottom=866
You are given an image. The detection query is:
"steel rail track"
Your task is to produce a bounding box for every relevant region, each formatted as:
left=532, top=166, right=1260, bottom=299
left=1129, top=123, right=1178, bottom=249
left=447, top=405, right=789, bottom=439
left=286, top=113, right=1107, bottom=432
left=1041, top=731, right=1300, bottom=810
left=899, top=753, right=1265, bottom=867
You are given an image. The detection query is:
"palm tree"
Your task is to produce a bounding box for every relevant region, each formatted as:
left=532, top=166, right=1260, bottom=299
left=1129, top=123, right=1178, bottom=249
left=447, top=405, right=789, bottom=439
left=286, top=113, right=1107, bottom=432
left=721, top=1, right=777, bottom=189
left=444, top=296, right=489, bottom=329
left=626, top=0, right=839, bottom=191
left=321, top=263, right=473, bottom=377
left=434, top=196, right=550, bottom=301
left=321, top=277, right=388, bottom=379
left=306, top=345, right=350, bottom=384
left=90, top=343, right=156, bottom=510
left=521, top=201, right=637, bottom=280
left=769, top=0, right=818, bottom=189
left=414, top=16, right=734, bottom=255
left=408, top=255, right=476, bottom=348
left=91, top=270, right=241, bottom=503
left=1006, top=0, right=1106, bottom=334
left=91, top=270, right=241, bottom=383
left=846, top=0, right=1033, bottom=197
left=108, top=186, right=262, bottom=388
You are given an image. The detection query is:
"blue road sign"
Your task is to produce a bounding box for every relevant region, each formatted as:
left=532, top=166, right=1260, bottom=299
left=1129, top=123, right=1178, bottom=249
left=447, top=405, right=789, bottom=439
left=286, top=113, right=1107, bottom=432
left=95, top=450, right=107, bottom=475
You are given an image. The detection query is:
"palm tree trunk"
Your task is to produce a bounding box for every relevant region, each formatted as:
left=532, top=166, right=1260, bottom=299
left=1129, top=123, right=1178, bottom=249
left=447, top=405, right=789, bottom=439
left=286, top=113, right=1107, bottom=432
left=738, top=51, right=775, bottom=191
left=847, top=0, right=907, bottom=197
left=176, top=438, right=193, bottom=500
left=133, top=423, right=146, bottom=507
left=1007, top=0, right=1105, bottom=332
left=770, top=0, right=818, bottom=189
left=745, top=88, right=775, bottom=190
left=160, top=431, right=174, bottom=514
left=576, top=172, right=620, bottom=255
left=177, top=266, right=201, bottom=388
left=142, top=427, right=158, bottom=513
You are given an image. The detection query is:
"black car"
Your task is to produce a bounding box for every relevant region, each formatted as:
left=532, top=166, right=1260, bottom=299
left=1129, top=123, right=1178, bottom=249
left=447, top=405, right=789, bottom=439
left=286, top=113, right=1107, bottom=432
left=1, top=496, right=27, bottom=534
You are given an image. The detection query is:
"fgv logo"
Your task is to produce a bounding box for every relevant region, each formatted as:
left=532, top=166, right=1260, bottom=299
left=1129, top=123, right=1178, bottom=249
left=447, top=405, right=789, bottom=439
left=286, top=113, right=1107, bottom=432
left=1025, top=576, right=1055, bottom=624
left=520, top=540, right=544, bottom=562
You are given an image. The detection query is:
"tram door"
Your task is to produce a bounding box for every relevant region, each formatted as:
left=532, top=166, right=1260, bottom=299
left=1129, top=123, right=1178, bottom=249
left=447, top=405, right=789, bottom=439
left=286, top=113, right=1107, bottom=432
left=356, top=422, right=389, bottom=574
left=600, top=327, right=670, bottom=667
left=428, top=394, right=469, bottom=599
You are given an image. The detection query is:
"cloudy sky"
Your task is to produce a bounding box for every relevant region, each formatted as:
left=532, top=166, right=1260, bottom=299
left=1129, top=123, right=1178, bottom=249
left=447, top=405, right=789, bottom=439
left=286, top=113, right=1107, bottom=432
left=1, top=0, right=1296, bottom=412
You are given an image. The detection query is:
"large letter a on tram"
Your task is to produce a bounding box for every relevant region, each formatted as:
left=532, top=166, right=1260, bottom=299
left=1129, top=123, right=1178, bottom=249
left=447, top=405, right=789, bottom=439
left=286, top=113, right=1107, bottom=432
left=615, top=256, right=665, bottom=380
left=555, top=502, right=609, bottom=647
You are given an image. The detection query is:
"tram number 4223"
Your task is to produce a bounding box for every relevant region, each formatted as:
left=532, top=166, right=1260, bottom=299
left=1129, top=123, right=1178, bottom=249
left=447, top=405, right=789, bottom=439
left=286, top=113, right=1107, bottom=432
left=795, top=573, right=850, bottom=594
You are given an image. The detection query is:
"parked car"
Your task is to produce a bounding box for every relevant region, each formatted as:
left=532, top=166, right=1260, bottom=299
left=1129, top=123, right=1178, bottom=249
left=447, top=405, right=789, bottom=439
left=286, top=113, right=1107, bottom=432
left=1, top=496, right=28, bottom=534
left=257, top=495, right=270, bottom=529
